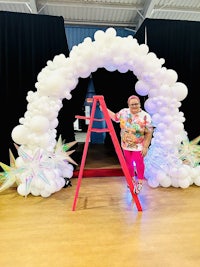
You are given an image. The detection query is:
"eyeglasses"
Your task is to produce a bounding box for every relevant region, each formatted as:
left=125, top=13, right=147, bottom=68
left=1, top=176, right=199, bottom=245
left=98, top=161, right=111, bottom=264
left=129, top=103, right=140, bottom=106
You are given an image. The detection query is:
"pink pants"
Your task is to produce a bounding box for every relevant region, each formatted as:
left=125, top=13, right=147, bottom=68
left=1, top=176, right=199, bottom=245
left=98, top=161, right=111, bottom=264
left=123, top=150, right=145, bottom=180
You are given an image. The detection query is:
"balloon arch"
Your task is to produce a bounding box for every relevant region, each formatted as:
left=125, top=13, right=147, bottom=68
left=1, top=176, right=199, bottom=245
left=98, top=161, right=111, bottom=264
left=2, top=27, right=199, bottom=197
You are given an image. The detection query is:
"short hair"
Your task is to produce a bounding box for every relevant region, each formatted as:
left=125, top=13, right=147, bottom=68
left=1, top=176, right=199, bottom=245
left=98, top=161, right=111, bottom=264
left=127, top=95, right=140, bottom=105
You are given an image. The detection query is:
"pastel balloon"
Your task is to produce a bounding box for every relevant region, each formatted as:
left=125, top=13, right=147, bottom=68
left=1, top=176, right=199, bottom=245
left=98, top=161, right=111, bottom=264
left=172, top=82, right=188, bottom=101
left=29, top=116, right=50, bottom=133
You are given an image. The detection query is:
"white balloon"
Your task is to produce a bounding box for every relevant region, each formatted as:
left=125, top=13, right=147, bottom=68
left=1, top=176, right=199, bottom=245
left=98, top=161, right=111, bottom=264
left=139, top=44, right=149, bottom=55
left=170, top=121, right=184, bottom=133
left=148, top=89, right=159, bottom=98
left=41, top=190, right=51, bottom=198
left=29, top=116, right=50, bottom=133
left=11, top=125, right=29, bottom=145
left=94, top=30, right=105, bottom=41
left=144, top=98, right=157, bottom=114
left=164, top=69, right=178, bottom=85
left=148, top=178, right=160, bottom=188
left=160, top=84, right=172, bottom=97
left=178, top=179, right=190, bottom=188
left=171, top=177, right=179, bottom=187
left=152, top=113, right=162, bottom=126
left=105, top=27, right=117, bottom=37
left=171, top=82, right=188, bottom=101
left=156, top=122, right=167, bottom=131
left=135, top=80, right=150, bottom=96
left=30, top=188, right=40, bottom=196
left=194, top=176, right=200, bottom=186
left=17, top=183, right=29, bottom=196
left=62, top=168, right=73, bottom=178
left=160, top=178, right=171, bottom=187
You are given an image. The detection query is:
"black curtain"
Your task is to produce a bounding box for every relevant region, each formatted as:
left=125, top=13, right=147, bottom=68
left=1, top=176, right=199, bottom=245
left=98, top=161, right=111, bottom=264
left=56, top=77, right=89, bottom=143
left=0, top=11, right=88, bottom=164
left=134, top=18, right=200, bottom=141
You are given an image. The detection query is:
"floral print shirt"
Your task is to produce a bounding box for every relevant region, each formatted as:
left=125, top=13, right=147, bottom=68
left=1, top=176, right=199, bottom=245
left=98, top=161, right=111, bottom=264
left=113, top=108, right=153, bottom=151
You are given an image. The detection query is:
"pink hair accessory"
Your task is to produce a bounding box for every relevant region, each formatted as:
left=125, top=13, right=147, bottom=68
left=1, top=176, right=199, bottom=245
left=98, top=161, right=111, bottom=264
left=127, top=95, right=140, bottom=104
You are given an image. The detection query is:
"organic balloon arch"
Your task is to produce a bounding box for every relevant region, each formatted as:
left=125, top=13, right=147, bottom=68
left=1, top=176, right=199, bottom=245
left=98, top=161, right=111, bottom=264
left=1, top=27, right=200, bottom=198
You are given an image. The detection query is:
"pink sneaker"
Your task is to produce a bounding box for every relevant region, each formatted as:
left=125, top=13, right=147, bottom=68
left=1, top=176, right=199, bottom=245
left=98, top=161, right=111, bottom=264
left=134, top=183, right=143, bottom=194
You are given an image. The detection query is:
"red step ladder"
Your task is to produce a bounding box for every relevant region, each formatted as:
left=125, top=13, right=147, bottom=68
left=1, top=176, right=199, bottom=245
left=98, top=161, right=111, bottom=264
left=72, top=95, right=142, bottom=211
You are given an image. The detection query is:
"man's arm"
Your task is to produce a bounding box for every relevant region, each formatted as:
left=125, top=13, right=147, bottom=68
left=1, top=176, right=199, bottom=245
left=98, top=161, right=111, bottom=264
left=100, top=106, right=116, bottom=121
left=106, top=108, right=116, bottom=120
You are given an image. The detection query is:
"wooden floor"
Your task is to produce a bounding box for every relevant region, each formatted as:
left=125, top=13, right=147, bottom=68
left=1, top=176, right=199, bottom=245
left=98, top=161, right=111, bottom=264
left=1, top=143, right=200, bottom=267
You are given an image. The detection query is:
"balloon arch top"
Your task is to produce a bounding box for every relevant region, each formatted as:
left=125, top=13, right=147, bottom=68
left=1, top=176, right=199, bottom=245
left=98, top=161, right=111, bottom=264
left=5, top=27, right=200, bottom=197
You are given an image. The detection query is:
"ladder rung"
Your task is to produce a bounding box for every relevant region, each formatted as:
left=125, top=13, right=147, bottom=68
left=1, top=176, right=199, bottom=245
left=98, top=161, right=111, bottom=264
left=75, top=115, right=105, bottom=122
left=91, top=128, right=110, bottom=133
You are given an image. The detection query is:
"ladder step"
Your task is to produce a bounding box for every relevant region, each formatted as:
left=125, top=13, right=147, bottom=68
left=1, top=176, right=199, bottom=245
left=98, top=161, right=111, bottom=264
left=91, top=128, right=109, bottom=133
left=75, top=115, right=105, bottom=122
